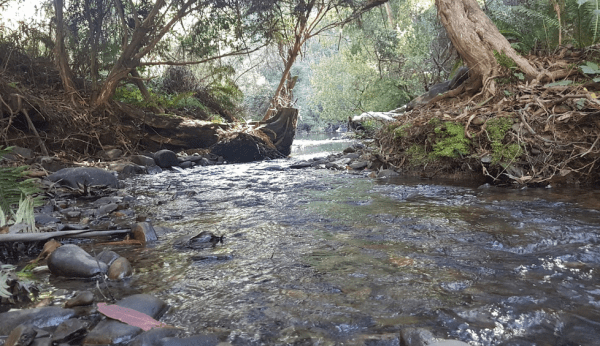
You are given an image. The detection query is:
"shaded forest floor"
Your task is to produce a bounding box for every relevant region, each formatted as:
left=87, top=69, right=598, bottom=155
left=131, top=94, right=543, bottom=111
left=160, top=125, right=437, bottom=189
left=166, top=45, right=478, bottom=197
left=375, top=45, right=600, bottom=187
left=0, top=42, right=234, bottom=166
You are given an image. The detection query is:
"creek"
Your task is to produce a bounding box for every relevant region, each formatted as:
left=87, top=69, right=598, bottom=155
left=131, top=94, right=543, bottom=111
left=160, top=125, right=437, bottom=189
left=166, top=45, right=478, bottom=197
left=39, top=134, right=600, bottom=345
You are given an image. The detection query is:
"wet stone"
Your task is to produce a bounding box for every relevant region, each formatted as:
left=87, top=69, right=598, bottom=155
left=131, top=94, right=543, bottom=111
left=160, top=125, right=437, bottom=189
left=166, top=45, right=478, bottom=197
left=0, top=307, right=75, bottom=334
left=34, top=214, right=59, bottom=225
left=154, top=150, right=179, bottom=168
left=95, top=203, right=118, bottom=217
left=128, top=327, right=180, bottom=346
left=130, top=155, right=156, bottom=167
left=178, top=161, right=194, bottom=169
left=48, top=244, right=108, bottom=278
left=349, top=161, right=368, bottom=170
left=5, top=324, right=37, bottom=346
left=45, top=167, right=120, bottom=189
left=376, top=169, right=399, bottom=178
left=289, top=161, right=312, bottom=169
left=132, top=222, right=158, bottom=243
left=51, top=319, right=88, bottom=344
left=146, top=166, right=163, bottom=174
left=64, top=291, right=95, bottom=308
left=400, top=328, right=435, bottom=346
left=84, top=319, right=142, bottom=345
left=108, top=257, right=133, bottom=280
left=116, top=294, right=169, bottom=319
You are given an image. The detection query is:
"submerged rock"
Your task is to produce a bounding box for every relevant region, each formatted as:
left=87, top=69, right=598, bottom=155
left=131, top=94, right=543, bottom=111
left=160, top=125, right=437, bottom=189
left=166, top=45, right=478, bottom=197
left=108, top=257, right=133, bottom=280
left=4, top=323, right=37, bottom=346
left=64, top=291, right=95, bottom=308
left=48, top=244, right=108, bottom=278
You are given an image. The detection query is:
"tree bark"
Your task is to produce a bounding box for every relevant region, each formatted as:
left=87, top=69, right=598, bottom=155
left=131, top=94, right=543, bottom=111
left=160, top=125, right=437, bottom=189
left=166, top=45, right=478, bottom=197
left=53, top=0, right=77, bottom=94
left=435, top=0, right=538, bottom=96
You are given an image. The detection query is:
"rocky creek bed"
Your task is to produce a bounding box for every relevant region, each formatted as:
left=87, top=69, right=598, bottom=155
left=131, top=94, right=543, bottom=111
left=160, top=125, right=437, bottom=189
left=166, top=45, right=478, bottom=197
left=2, top=140, right=600, bottom=345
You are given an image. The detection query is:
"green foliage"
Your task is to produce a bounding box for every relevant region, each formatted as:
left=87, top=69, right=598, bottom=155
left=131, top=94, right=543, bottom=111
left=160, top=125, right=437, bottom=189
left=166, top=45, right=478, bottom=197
left=487, top=117, right=523, bottom=163
left=430, top=122, right=471, bottom=158
left=391, top=123, right=412, bottom=140
left=406, top=144, right=432, bottom=166
left=0, top=147, right=40, bottom=230
left=113, top=87, right=202, bottom=110
left=494, top=50, right=517, bottom=70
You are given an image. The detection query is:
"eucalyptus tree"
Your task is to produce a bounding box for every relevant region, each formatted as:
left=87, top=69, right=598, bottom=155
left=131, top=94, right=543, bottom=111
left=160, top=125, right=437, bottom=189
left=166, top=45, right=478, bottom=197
left=52, top=0, right=266, bottom=107
left=257, top=0, right=389, bottom=121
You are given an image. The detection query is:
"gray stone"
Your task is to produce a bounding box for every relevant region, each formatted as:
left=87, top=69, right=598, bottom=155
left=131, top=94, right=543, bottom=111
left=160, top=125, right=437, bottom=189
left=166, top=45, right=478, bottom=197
left=130, top=155, right=156, bottom=167
left=96, top=250, right=121, bottom=266
left=38, top=157, right=68, bottom=172
left=110, top=163, right=147, bottom=175
left=51, top=319, right=88, bottom=344
left=11, top=146, right=34, bottom=159
left=84, top=295, right=168, bottom=345
left=128, top=328, right=180, bottom=346
left=83, top=319, right=142, bottom=345
left=430, top=341, right=470, bottom=346
left=95, top=203, right=118, bottom=217
left=48, top=244, right=108, bottom=278
left=349, top=161, right=368, bottom=170
left=147, top=166, right=163, bottom=174
left=64, top=291, right=94, bottom=308
left=46, top=167, right=119, bottom=189
left=0, top=307, right=75, bottom=334
left=289, top=161, right=312, bottom=169
left=154, top=150, right=179, bottom=168
left=199, top=158, right=212, bottom=166
left=400, top=328, right=435, bottom=346
left=343, top=153, right=360, bottom=159
left=342, top=146, right=356, bottom=153
left=179, top=161, right=193, bottom=169
left=34, top=214, right=60, bottom=225
left=481, top=155, right=493, bottom=164
left=132, top=222, right=158, bottom=243
left=108, top=257, right=133, bottom=281
left=4, top=323, right=37, bottom=346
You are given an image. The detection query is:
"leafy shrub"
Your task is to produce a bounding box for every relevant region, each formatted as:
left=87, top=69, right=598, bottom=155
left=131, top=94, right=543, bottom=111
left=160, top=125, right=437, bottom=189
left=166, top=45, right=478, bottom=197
left=487, top=117, right=523, bottom=163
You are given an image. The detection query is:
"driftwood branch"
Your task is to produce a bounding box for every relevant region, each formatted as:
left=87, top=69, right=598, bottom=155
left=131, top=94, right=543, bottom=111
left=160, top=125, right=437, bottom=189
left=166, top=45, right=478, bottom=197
left=0, top=229, right=131, bottom=243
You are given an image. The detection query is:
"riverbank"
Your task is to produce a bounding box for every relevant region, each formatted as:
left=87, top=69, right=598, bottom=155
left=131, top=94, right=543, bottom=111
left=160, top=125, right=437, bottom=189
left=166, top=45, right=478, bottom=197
left=367, top=45, right=600, bottom=187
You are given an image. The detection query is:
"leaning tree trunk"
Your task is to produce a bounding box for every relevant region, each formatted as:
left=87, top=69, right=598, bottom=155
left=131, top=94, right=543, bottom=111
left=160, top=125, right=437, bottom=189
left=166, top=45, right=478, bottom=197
left=53, top=0, right=77, bottom=94
left=435, top=0, right=538, bottom=96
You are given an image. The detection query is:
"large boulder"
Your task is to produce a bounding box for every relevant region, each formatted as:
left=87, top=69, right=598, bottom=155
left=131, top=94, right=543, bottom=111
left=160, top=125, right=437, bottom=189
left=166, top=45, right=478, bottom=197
left=46, top=167, right=119, bottom=189
left=153, top=149, right=179, bottom=168
left=48, top=244, right=108, bottom=278
left=210, top=132, right=283, bottom=163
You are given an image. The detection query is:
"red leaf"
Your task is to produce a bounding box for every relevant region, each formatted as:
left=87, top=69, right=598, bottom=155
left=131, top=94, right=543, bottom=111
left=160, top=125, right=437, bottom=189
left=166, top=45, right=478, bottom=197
left=97, top=302, right=168, bottom=331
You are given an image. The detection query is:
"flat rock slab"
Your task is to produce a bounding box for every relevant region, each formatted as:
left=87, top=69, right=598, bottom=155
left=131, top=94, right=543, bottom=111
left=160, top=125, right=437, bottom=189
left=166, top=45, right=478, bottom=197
left=85, top=294, right=168, bottom=345
left=48, top=244, right=108, bottom=278
left=158, top=334, right=220, bottom=346
left=0, top=307, right=75, bottom=334
left=46, top=167, right=119, bottom=189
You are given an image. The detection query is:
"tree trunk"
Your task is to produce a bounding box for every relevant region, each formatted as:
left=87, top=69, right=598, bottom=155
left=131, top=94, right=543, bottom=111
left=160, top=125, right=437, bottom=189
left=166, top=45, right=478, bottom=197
left=435, top=0, right=538, bottom=96
left=53, top=0, right=77, bottom=94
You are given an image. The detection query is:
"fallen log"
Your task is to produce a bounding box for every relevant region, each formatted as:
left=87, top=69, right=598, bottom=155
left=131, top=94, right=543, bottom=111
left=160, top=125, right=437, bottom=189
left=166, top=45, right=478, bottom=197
left=0, top=229, right=131, bottom=243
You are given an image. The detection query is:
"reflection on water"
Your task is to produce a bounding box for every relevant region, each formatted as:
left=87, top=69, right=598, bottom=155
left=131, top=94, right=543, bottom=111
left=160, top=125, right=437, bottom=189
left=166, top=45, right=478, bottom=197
left=291, top=132, right=356, bottom=157
left=114, top=151, right=600, bottom=345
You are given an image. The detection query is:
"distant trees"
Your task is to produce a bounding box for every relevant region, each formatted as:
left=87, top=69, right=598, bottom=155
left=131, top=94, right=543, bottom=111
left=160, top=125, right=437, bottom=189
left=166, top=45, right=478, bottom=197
left=257, top=0, right=388, bottom=121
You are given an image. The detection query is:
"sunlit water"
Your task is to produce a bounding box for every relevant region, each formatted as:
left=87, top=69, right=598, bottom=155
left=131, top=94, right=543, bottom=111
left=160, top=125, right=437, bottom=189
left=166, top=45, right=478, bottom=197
left=47, top=134, right=600, bottom=345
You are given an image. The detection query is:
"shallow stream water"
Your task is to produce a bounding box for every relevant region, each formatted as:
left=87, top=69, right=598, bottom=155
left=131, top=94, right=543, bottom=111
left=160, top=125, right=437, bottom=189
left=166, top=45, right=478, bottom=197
left=56, top=134, right=600, bottom=345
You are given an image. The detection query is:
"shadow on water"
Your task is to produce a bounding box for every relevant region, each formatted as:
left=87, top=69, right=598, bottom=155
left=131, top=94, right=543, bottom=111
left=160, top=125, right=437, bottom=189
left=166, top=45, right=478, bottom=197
left=44, top=134, right=600, bottom=345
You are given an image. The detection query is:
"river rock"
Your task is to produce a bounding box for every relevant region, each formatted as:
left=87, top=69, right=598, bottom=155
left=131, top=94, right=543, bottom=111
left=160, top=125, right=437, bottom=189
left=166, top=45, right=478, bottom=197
left=400, top=328, right=435, bottom=346
left=0, top=307, right=75, bottom=334
left=289, top=160, right=312, bottom=169
left=128, top=328, right=180, bottom=346
left=108, top=257, right=133, bottom=280
left=100, top=148, right=123, bottom=160
left=376, top=169, right=399, bottom=178
left=130, top=154, right=156, bottom=167
left=154, top=149, right=179, bottom=168
left=11, top=146, right=34, bottom=159
left=34, top=214, right=60, bottom=225
left=46, top=167, right=120, bottom=189
left=132, top=222, right=158, bottom=243
left=96, top=249, right=121, bottom=266
left=84, top=319, right=143, bottom=345
left=65, top=291, right=95, bottom=308
left=51, top=319, right=88, bottom=344
left=210, top=132, right=282, bottom=163
left=158, top=334, right=220, bottom=346
left=48, top=244, right=108, bottom=278
left=4, top=323, right=37, bottom=346
left=95, top=203, right=118, bottom=217
left=84, top=294, right=168, bottom=345
left=349, top=161, right=368, bottom=170
left=179, top=161, right=194, bottom=169
left=111, top=163, right=147, bottom=175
